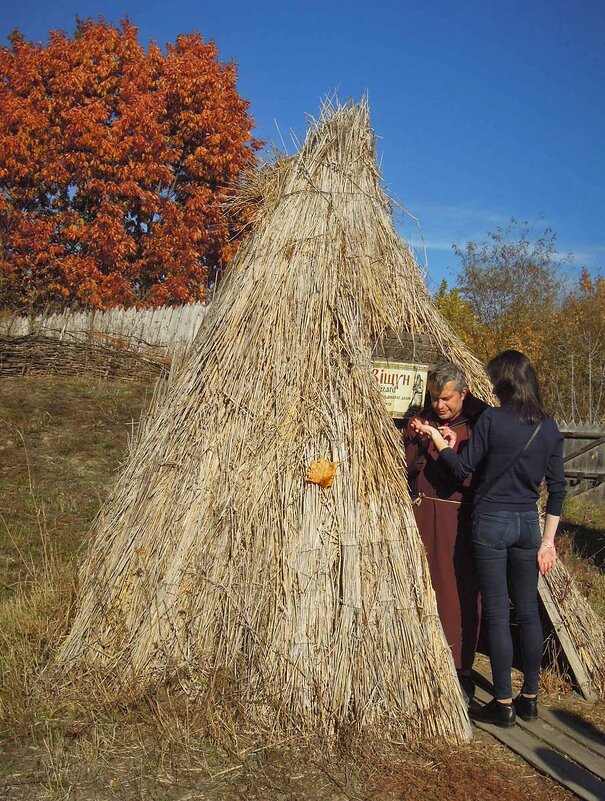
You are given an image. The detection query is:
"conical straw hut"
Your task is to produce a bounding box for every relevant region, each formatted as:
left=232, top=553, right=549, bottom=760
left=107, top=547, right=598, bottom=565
left=58, top=100, right=605, bottom=741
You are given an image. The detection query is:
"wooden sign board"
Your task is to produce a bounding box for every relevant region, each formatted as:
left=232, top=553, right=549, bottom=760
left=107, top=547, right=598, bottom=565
left=373, top=332, right=441, bottom=366
left=372, top=360, right=429, bottom=419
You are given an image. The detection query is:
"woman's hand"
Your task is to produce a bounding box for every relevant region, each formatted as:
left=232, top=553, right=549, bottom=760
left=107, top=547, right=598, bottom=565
left=408, top=416, right=425, bottom=432
left=538, top=515, right=560, bottom=575
left=537, top=541, right=557, bottom=575
left=438, top=426, right=458, bottom=448
left=409, top=418, right=433, bottom=436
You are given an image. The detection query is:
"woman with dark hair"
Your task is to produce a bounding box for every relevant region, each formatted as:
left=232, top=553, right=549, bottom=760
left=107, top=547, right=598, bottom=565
left=412, top=350, right=566, bottom=727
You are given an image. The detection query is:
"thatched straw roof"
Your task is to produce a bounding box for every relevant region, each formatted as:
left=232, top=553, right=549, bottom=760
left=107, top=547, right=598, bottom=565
left=58, top=100, right=605, bottom=740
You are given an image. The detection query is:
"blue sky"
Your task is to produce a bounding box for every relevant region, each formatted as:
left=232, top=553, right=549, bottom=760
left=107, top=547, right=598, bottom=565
left=1, top=0, right=603, bottom=291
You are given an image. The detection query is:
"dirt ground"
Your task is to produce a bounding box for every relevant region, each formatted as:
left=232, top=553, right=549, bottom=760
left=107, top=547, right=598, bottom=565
left=0, top=724, right=583, bottom=801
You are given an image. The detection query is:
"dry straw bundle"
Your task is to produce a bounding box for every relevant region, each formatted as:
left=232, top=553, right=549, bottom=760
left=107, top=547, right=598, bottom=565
left=58, top=100, right=604, bottom=741
left=59, top=100, right=478, bottom=742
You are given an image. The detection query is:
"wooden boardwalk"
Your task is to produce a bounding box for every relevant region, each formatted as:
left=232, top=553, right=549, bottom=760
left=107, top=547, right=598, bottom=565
left=472, top=673, right=605, bottom=800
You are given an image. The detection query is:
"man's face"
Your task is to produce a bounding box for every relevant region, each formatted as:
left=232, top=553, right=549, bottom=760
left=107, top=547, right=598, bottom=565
left=428, top=380, right=467, bottom=421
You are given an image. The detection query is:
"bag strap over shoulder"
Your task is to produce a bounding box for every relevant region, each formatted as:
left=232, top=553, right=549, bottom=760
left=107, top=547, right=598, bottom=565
left=474, top=420, right=544, bottom=501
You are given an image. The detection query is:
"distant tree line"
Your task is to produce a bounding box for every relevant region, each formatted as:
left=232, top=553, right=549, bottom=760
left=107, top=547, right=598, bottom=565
left=436, top=220, right=605, bottom=425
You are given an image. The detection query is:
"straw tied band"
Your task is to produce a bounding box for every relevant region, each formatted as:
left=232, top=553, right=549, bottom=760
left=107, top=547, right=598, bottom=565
left=411, top=496, right=556, bottom=548
left=412, top=492, right=465, bottom=506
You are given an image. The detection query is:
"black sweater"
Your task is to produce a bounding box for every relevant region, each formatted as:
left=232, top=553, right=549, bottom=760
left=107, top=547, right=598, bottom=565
left=439, top=405, right=567, bottom=516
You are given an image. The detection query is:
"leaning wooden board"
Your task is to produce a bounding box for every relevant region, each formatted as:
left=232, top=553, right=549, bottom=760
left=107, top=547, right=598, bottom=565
left=538, top=574, right=599, bottom=702
left=473, top=678, right=605, bottom=801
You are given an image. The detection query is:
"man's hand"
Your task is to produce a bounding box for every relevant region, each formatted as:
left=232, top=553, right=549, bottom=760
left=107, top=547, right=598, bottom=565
left=408, top=416, right=431, bottom=443
left=409, top=419, right=451, bottom=452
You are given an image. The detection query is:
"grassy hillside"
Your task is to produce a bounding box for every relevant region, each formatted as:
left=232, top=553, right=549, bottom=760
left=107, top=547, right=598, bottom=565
left=1, top=375, right=602, bottom=801
left=0, top=377, right=151, bottom=600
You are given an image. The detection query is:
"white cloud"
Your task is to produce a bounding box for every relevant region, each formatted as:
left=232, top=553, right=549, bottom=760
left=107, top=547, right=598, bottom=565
left=393, top=202, right=510, bottom=252
left=570, top=245, right=605, bottom=268
left=411, top=204, right=505, bottom=226
left=391, top=201, right=604, bottom=289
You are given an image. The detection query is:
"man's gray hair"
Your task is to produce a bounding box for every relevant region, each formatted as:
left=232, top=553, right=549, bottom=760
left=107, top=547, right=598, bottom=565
left=427, top=361, right=468, bottom=393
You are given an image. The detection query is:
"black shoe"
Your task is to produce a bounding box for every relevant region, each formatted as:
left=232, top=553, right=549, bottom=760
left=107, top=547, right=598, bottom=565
left=471, top=698, right=516, bottom=728
left=458, top=674, right=476, bottom=706
left=514, top=693, right=538, bottom=721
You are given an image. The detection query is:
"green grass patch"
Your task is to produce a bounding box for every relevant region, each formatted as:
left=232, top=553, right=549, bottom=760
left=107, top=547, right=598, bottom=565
left=559, top=496, right=605, bottom=618
left=0, top=376, right=151, bottom=599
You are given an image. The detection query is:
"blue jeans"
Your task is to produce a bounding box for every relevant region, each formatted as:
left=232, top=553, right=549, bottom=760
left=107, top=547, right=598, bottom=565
left=472, top=510, right=543, bottom=699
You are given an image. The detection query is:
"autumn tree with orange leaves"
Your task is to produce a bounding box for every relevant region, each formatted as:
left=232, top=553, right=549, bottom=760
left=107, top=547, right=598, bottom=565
left=0, top=18, right=260, bottom=310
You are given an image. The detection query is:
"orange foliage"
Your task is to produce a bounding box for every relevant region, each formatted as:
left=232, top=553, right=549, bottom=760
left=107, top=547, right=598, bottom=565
left=306, top=459, right=339, bottom=489
left=0, top=19, right=261, bottom=310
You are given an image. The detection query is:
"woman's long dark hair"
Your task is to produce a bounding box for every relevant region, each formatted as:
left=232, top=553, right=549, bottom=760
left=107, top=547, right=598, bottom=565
left=486, top=350, right=546, bottom=424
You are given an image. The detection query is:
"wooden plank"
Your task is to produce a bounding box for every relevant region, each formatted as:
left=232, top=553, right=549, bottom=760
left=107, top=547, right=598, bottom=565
left=538, top=707, right=605, bottom=761
left=373, top=331, right=441, bottom=365
left=538, top=574, right=599, bottom=702
left=563, top=437, right=605, bottom=463
left=473, top=718, right=605, bottom=801
left=565, top=470, right=604, bottom=480
left=514, top=717, right=605, bottom=781
left=474, top=670, right=605, bottom=779
left=562, top=431, right=605, bottom=440
left=473, top=681, right=605, bottom=798
left=475, top=669, right=605, bottom=758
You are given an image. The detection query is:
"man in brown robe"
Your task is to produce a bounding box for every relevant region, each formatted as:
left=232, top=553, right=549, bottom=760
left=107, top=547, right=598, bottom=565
left=404, top=362, right=488, bottom=699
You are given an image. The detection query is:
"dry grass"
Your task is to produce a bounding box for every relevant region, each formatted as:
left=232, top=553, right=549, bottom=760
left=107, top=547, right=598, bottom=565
left=1, top=711, right=579, bottom=801
left=552, top=498, right=605, bottom=662
left=0, top=375, right=151, bottom=743
left=1, top=718, right=581, bottom=801
left=0, top=376, right=151, bottom=598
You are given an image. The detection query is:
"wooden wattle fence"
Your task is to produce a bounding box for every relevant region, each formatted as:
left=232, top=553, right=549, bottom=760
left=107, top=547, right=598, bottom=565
left=0, top=303, right=208, bottom=382
left=0, top=303, right=208, bottom=358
